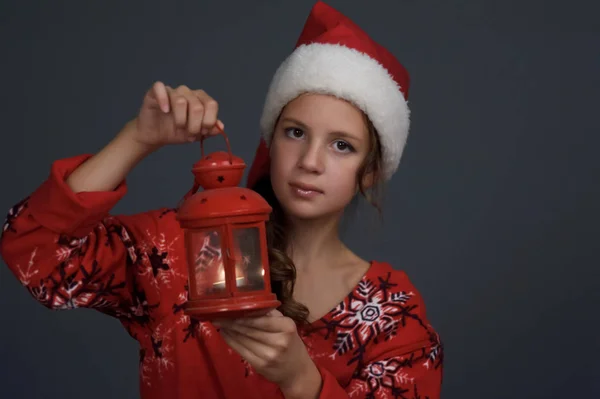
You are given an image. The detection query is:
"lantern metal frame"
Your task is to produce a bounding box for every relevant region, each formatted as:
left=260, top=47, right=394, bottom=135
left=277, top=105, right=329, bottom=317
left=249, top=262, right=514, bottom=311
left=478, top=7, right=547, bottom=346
left=176, top=130, right=280, bottom=321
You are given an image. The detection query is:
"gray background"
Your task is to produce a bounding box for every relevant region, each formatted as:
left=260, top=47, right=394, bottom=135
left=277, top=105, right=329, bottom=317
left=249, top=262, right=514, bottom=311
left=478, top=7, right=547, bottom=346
left=1, top=1, right=599, bottom=398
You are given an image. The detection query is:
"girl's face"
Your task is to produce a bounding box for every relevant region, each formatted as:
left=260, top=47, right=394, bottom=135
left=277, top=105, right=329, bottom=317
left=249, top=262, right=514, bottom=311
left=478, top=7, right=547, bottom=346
left=269, top=93, right=372, bottom=222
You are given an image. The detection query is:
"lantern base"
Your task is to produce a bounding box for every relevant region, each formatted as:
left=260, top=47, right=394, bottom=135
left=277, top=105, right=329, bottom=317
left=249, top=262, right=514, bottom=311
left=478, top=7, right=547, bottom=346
left=183, top=294, right=281, bottom=321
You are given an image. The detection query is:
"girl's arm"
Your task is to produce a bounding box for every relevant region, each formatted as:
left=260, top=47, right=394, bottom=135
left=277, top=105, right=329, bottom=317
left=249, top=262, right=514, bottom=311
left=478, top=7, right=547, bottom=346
left=0, top=82, right=223, bottom=320
left=0, top=151, right=180, bottom=317
left=65, top=119, right=152, bottom=193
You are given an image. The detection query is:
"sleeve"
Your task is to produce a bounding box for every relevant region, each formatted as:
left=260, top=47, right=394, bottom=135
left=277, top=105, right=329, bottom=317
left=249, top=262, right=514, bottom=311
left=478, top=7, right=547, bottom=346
left=0, top=154, right=182, bottom=321
left=316, top=335, right=444, bottom=399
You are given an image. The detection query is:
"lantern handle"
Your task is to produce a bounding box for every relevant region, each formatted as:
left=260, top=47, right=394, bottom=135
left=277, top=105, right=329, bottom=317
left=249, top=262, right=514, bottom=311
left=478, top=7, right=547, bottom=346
left=178, top=127, right=235, bottom=205
left=200, top=127, right=234, bottom=165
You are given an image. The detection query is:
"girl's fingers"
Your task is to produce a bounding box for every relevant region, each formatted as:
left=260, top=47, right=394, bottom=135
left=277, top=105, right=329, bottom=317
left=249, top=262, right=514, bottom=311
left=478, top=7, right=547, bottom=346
left=181, top=90, right=204, bottom=135
left=146, top=83, right=224, bottom=140
left=194, top=90, right=219, bottom=134
left=167, top=86, right=189, bottom=129
left=151, top=81, right=170, bottom=113
left=220, top=322, right=279, bottom=345
left=232, top=314, right=296, bottom=333
left=220, top=330, right=264, bottom=365
left=220, top=329, right=274, bottom=365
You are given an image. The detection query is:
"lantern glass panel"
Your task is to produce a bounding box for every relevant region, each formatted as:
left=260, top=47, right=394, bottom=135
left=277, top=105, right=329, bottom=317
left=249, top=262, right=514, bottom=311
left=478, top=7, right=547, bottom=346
left=232, top=226, right=265, bottom=292
left=188, top=229, right=227, bottom=296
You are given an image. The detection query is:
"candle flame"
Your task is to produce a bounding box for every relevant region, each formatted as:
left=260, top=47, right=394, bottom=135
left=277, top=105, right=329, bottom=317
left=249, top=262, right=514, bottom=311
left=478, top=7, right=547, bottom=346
left=213, top=276, right=245, bottom=286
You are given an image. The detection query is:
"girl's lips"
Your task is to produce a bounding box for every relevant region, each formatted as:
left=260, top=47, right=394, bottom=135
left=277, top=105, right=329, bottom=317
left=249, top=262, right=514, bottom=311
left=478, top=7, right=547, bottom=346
left=289, top=182, right=323, bottom=193
left=289, top=182, right=323, bottom=199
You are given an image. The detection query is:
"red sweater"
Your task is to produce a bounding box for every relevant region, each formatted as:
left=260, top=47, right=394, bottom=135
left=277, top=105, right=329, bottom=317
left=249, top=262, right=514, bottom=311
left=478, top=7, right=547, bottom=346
left=0, top=155, right=444, bottom=398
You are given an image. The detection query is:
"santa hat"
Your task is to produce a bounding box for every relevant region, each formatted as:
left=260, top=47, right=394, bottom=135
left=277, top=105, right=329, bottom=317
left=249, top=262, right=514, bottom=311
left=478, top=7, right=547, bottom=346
left=247, top=1, right=410, bottom=189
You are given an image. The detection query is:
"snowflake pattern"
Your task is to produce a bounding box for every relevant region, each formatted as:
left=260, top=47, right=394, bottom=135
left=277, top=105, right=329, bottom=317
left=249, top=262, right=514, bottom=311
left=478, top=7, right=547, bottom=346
left=172, top=292, right=213, bottom=344
left=2, top=197, right=28, bottom=233
left=136, top=229, right=186, bottom=289
left=310, top=274, right=418, bottom=366
left=305, top=271, right=444, bottom=398
left=137, top=316, right=193, bottom=386
left=15, top=248, right=40, bottom=286
left=346, top=358, right=414, bottom=399
left=56, top=235, right=88, bottom=261
left=25, top=254, right=127, bottom=311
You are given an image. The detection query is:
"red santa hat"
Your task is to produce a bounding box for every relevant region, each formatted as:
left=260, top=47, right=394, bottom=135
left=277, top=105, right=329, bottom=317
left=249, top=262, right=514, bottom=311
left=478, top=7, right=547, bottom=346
left=247, top=1, right=410, bottom=189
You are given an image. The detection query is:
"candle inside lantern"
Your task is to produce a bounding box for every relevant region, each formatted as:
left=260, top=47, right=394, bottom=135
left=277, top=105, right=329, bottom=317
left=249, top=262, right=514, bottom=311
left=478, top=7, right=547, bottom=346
left=214, top=264, right=247, bottom=289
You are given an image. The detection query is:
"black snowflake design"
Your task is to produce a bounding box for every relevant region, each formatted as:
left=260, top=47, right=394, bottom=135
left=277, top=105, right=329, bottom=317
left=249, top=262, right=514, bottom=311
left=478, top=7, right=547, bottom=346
left=341, top=328, right=444, bottom=399
left=119, top=282, right=160, bottom=326
left=182, top=317, right=201, bottom=342
left=171, top=292, right=213, bottom=343
left=138, top=317, right=188, bottom=387
left=172, top=286, right=189, bottom=315
left=347, top=358, right=414, bottom=399
left=104, top=222, right=138, bottom=264
left=422, top=330, right=444, bottom=372
left=2, top=197, right=28, bottom=234
left=148, top=247, right=169, bottom=277
left=135, top=229, right=185, bottom=289
left=346, top=345, right=443, bottom=399
left=30, top=256, right=128, bottom=311
left=42, top=220, right=162, bottom=322
left=309, top=273, right=424, bottom=367
left=56, top=234, right=88, bottom=261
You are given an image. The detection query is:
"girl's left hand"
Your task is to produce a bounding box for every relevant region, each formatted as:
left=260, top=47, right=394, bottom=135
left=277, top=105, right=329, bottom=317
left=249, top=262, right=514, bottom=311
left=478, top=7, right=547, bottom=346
left=214, top=310, right=322, bottom=398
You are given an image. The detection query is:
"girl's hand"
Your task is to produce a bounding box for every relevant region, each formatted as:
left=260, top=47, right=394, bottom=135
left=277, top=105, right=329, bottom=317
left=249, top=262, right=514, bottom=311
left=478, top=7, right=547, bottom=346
left=129, top=81, right=225, bottom=151
left=215, top=310, right=322, bottom=399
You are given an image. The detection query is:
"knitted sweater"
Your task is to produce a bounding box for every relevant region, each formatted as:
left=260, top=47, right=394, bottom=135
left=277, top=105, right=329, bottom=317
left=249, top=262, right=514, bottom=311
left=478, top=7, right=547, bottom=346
left=0, top=154, right=443, bottom=398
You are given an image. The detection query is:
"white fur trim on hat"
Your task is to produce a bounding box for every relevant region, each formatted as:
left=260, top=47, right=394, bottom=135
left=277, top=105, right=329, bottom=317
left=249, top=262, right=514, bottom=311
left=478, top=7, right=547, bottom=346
left=259, top=42, right=410, bottom=180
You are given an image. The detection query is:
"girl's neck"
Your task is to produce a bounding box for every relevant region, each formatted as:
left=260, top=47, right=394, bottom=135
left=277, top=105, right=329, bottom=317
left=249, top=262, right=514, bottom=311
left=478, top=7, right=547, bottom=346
left=285, top=214, right=348, bottom=272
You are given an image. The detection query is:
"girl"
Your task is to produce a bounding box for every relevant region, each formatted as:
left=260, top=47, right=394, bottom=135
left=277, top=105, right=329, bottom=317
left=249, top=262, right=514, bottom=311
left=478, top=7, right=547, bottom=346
left=0, top=2, right=443, bottom=398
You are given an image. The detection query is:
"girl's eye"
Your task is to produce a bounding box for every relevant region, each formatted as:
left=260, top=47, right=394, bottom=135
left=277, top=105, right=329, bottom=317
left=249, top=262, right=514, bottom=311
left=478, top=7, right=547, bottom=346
left=285, top=127, right=304, bottom=139
left=333, top=140, right=354, bottom=153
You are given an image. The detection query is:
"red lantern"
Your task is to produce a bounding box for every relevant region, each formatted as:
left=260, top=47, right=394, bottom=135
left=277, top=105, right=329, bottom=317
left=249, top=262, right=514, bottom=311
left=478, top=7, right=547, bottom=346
left=176, top=131, right=280, bottom=321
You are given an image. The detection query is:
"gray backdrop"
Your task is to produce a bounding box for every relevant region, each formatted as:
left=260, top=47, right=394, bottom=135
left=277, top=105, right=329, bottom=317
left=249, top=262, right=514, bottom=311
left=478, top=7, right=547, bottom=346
left=1, top=1, right=598, bottom=398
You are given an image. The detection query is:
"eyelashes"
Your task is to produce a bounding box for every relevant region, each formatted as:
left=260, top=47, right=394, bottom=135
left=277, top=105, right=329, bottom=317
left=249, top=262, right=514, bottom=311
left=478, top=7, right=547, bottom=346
left=283, top=127, right=356, bottom=154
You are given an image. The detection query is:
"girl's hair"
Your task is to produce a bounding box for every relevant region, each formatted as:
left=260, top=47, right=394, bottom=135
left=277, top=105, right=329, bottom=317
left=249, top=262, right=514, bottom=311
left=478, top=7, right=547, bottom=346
left=252, top=115, right=384, bottom=325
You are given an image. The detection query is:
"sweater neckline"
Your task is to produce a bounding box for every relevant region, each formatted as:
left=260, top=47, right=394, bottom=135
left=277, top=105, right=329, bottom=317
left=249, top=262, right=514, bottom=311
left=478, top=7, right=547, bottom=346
left=300, top=260, right=386, bottom=330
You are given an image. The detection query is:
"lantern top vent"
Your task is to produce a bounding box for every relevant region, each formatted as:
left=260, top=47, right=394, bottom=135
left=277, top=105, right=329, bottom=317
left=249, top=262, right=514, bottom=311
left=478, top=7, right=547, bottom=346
left=176, top=131, right=272, bottom=226
left=177, top=186, right=272, bottom=223
left=192, top=133, right=246, bottom=190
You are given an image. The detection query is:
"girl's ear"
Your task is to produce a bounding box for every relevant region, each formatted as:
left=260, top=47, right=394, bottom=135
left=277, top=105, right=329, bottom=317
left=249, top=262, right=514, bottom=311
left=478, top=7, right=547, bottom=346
left=361, top=170, right=375, bottom=190
left=355, top=171, right=375, bottom=195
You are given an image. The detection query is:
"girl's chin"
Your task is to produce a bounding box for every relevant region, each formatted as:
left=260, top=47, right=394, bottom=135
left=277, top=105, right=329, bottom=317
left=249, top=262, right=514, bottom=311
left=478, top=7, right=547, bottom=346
left=280, top=200, right=343, bottom=223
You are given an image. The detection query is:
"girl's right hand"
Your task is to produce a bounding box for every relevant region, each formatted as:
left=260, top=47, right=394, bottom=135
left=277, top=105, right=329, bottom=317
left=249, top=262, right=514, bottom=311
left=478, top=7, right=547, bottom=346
left=129, top=81, right=225, bottom=150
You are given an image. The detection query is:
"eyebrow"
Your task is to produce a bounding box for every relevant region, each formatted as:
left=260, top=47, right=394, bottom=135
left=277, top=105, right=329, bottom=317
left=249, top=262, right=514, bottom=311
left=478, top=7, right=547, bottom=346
left=280, top=117, right=363, bottom=143
left=280, top=117, right=308, bottom=129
